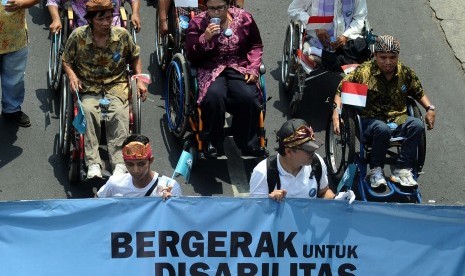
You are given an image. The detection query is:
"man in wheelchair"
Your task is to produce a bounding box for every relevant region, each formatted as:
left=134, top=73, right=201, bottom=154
left=62, top=0, right=147, bottom=179
left=184, top=0, right=264, bottom=157
left=332, top=35, right=436, bottom=189
left=288, top=0, right=371, bottom=72
left=47, top=0, right=141, bottom=34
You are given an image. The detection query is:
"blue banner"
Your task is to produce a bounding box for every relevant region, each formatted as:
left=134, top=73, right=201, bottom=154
left=1, top=197, right=465, bottom=275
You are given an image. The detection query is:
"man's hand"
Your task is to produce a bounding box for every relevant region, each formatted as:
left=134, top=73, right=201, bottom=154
left=3, top=0, right=23, bottom=12
left=69, top=75, right=82, bottom=93
left=159, top=17, right=168, bottom=35
left=132, top=12, right=141, bottom=32
left=332, top=112, right=341, bottom=135
left=269, top=189, right=287, bottom=202
left=49, top=19, right=62, bottom=34
left=334, top=190, right=356, bottom=204
left=330, top=35, right=348, bottom=50
left=137, top=81, right=148, bottom=102
left=158, top=186, right=173, bottom=200
left=245, top=73, right=258, bottom=84
left=425, top=110, right=435, bottom=130
left=315, top=29, right=330, bottom=47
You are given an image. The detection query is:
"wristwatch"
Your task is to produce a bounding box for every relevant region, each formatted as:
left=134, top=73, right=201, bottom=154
left=426, top=105, right=436, bottom=112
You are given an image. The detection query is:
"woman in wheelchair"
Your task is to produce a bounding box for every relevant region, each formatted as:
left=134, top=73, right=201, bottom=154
left=288, top=0, right=371, bottom=72
left=184, top=0, right=263, bottom=157
left=46, top=0, right=141, bottom=34
left=332, top=35, right=436, bottom=189
left=62, top=0, right=147, bottom=179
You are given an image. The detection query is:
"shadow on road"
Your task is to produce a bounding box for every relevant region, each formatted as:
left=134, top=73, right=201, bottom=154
left=0, top=120, right=21, bottom=170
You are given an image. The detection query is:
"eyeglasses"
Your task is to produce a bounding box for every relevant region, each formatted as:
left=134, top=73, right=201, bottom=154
left=207, top=4, right=228, bottom=12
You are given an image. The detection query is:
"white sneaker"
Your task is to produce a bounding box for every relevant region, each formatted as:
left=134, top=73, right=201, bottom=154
left=391, top=169, right=418, bottom=188
left=87, top=164, right=102, bottom=179
left=366, top=167, right=387, bottom=188
left=113, top=163, right=127, bottom=176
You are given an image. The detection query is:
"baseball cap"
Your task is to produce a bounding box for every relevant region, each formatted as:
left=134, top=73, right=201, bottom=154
left=276, top=119, right=321, bottom=152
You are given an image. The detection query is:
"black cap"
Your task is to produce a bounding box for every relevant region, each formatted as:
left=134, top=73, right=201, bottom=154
left=276, top=119, right=321, bottom=152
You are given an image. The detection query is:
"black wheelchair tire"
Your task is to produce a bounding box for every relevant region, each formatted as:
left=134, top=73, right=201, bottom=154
left=412, top=103, right=426, bottom=173
left=155, top=5, right=166, bottom=68
left=325, top=107, right=356, bottom=181
left=130, top=78, right=141, bottom=135
left=281, top=23, right=295, bottom=94
left=165, top=53, right=191, bottom=139
left=59, top=74, right=73, bottom=158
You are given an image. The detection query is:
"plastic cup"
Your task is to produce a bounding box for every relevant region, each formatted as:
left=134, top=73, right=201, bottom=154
left=209, top=17, right=221, bottom=25
left=1, top=0, right=8, bottom=5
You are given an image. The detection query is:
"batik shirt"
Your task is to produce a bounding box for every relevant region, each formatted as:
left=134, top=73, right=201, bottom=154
left=0, top=8, right=27, bottom=54
left=62, top=25, right=140, bottom=101
left=336, top=60, right=425, bottom=125
left=46, top=0, right=133, bottom=27
left=185, top=7, right=263, bottom=103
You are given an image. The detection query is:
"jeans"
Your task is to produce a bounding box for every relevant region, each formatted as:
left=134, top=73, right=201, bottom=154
left=0, top=47, right=28, bottom=113
left=361, top=117, right=424, bottom=169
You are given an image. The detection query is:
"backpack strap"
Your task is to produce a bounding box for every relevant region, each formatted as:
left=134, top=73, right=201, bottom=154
left=266, top=155, right=280, bottom=192
left=144, top=176, right=160, bottom=196
left=310, top=155, right=323, bottom=196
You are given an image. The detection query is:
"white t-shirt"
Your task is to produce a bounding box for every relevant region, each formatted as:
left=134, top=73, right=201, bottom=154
left=97, top=172, right=182, bottom=198
left=249, top=153, right=329, bottom=198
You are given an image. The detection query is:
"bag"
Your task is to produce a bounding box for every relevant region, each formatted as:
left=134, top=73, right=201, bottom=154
left=72, top=92, right=87, bottom=134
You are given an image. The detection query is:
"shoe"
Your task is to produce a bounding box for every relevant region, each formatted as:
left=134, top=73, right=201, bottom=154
left=204, top=142, right=217, bottom=158
left=390, top=168, right=418, bottom=188
left=87, top=164, right=102, bottom=179
left=2, top=111, right=31, bottom=127
left=366, top=167, right=387, bottom=188
left=113, top=163, right=127, bottom=176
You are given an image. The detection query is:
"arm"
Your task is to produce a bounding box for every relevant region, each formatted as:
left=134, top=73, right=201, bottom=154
left=342, top=0, right=367, bottom=39
left=157, top=0, right=170, bottom=35
left=62, top=32, right=82, bottom=93
left=244, top=13, right=263, bottom=83
left=62, top=60, right=82, bottom=93
left=4, top=0, right=39, bottom=12
left=418, top=95, right=435, bottom=130
left=47, top=0, right=62, bottom=33
left=406, top=67, right=435, bottom=130
left=130, top=0, right=141, bottom=32
left=131, top=56, right=148, bottom=101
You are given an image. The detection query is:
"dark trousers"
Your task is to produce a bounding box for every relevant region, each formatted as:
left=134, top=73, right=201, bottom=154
left=361, top=117, right=424, bottom=169
left=322, top=37, right=371, bottom=72
left=200, top=68, right=260, bottom=151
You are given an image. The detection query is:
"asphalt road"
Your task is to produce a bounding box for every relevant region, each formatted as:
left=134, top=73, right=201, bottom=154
left=0, top=0, right=463, bottom=204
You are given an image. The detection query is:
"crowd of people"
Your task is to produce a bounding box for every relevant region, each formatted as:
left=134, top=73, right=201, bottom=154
left=0, top=0, right=436, bottom=202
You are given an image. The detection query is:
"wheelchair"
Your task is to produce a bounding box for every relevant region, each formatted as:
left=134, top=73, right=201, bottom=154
left=59, top=65, right=141, bottom=184
left=325, top=97, right=426, bottom=203
left=280, top=19, right=377, bottom=116
left=48, top=1, right=137, bottom=94
left=154, top=0, right=241, bottom=70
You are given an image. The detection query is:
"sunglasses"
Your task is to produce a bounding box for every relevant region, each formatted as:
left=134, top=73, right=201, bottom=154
left=207, top=4, right=228, bottom=12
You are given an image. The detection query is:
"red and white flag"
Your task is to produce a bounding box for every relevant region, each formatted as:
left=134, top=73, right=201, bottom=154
left=341, top=64, right=360, bottom=75
left=341, top=81, right=368, bottom=107
left=306, top=16, right=334, bottom=31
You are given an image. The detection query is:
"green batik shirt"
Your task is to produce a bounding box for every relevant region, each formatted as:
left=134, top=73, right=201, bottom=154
left=62, top=25, right=140, bottom=101
left=336, top=60, right=425, bottom=125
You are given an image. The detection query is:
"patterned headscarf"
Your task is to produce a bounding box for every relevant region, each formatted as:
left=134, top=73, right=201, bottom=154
left=374, top=35, right=400, bottom=53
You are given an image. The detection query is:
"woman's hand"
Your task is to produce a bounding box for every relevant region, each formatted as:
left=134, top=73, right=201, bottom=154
left=245, top=73, right=258, bottom=84
left=137, top=81, right=148, bottom=102
left=204, top=23, right=221, bottom=42
left=269, top=189, right=287, bottom=202
left=330, top=35, right=348, bottom=50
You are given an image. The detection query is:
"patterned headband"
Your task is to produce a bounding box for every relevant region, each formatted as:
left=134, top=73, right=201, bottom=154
left=122, top=142, right=153, bottom=160
left=281, top=125, right=315, bottom=148
left=375, top=35, right=400, bottom=53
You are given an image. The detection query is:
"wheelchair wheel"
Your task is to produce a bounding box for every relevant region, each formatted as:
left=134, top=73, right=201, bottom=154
left=129, top=78, right=141, bottom=134
left=165, top=53, right=191, bottom=138
left=59, top=74, right=73, bottom=157
left=155, top=5, right=167, bottom=68
left=48, top=32, right=62, bottom=94
left=281, top=23, right=295, bottom=94
left=325, top=107, right=356, bottom=181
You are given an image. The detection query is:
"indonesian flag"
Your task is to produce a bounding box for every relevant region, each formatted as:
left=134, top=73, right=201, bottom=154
left=297, top=49, right=316, bottom=74
left=341, top=64, right=360, bottom=75
left=131, top=74, right=152, bottom=84
left=341, top=81, right=368, bottom=107
left=307, top=16, right=334, bottom=31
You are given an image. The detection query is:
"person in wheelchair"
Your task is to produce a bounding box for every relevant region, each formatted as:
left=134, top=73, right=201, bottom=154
left=184, top=0, right=263, bottom=157
left=62, top=0, right=148, bottom=179
left=96, top=134, right=182, bottom=198
left=47, top=0, right=141, bottom=34
left=332, top=35, right=436, bottom=189
left=249, top=119, right=355, bottom=203
left=157, top=0, right=243, bottom=35
left=288, top=0, right=371, bottom=72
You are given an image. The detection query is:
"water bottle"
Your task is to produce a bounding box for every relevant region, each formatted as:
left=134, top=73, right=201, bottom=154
left=179, top=15, right=189, bottom=30
left=99, top=98, right=111, bottom=119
